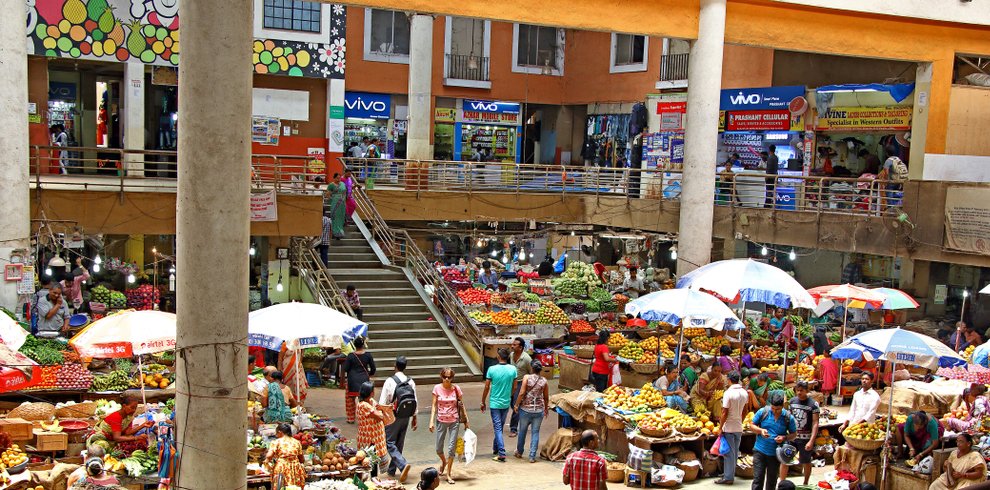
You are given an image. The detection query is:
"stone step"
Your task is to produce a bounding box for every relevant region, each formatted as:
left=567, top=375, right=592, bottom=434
left=325, top=260, right=382, bottom=269
left=325, top=269, right=406, bottom=278
left=372, top=365, right=478, bottom=384
left=359, top=295, right=422, bottom=306
left=325, top=252, right=381, bottom=262
left=366, top=320, right=440, bottom=330
left=370, top=328, right=448, bottom=340
left=367, top=353, right=466, bottom=367
left=367, top=337, right=453, bottom=349
left=326, top=245, right=375, bottom=254
left=362, top=311, right=435, bottom=322
left=359, top=304, right=430, bottom=314
left=349, top=287, right=420, bottom=297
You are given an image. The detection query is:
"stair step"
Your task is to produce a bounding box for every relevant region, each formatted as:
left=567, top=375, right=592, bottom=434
left=326, top=253, right=381, bottom=262
left=369, top=338, right=454, bottom=349
left=351, top=288, right=419, bottom=296
left=368, top=354, right=465, bottom=365
left=363, top=311, right=434, bottom=321
left=367, top=321, right=445, bottom=330
left=360, top=295, right=422, bottom=306
left=360, top=304, right=430, bottom=314
left=327, top=245, right=374, bottom=253
left=370, top=329, right=448, bottom=340
left=326, top=269, right=405, bottom=277
left=325, top=260, right=382, bottom=269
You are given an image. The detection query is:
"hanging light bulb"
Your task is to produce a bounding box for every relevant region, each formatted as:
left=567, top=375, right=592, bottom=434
left=48, top=256, right=66, bottom=268
left=92, top=264, right=100, bottom=273
left=519, top=246, right=525, bottom=257
left=44, top=267, right=52, bottom=277
left=476, top=239, right=483, bottom=247
left=789, top=249, right=797, bottom=261
left=249, top=245, right=256, bottom=257
left=490, top=250, right=498, bottom=257
left=964, top=289, right=970, bottom=298
left=529, top=252, right=534, bottom=259
left=152, top=247, right=157, bottom=255
left=94, top=254, right=102, bottom=265
left=571, top=231, right=575, bottom=236
left=670, top=246, right=677, bottom=260
left=509, top=239, right=515, bottom=245
left=127, top=273, right=136, bottom=284
left=760, top=246, right=768, bottom=256
left=503, top=255, right=510, bottom=263
left=275, top=281, right=284, bottom=292
left=169, top=266, right=176, bottom=274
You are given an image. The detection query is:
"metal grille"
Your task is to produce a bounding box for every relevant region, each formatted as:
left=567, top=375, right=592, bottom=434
left=263, top=0, right=322, bottom=33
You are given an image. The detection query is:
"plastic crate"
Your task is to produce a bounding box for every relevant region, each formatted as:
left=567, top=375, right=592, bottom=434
left=305, top=370, right=322, bottom=387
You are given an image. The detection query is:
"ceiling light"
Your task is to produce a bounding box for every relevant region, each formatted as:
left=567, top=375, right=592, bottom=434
left=127, top=273, right=136, bottom=284
left=92, top=264, right=100, bottom=273
left=570, top=231, right=575, bottom=236
left=44, top=267, right=52, bottom=277
left=249, top=246, right=256, bottom=257
left=529, top=252, right=534, bottom=258
left=94, top=254, right=102, bottom=265
left=789, top=249, right=797, bottom=261
left=49, top=256, right=66, bottom=268
left=476, top=239, right=483, bottom=247
left=760, top=246, right=768, bottom=256
left=670, top=246, right=677, bottom=260
left=275, top=281, right=284, bottom=292
left=490, top=250, right=498, bottom=257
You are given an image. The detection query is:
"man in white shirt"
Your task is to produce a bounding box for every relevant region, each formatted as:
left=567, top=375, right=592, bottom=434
left=717, top=370, right=750, bottom=485
left=379, top=356, right=417, bottom=483
left=622, top=267, right=646, bottom=299
left=839, top=372, right=881, bottom=432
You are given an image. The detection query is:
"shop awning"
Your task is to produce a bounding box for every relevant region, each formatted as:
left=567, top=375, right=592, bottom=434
left=816, top=83, right=916, bottom=103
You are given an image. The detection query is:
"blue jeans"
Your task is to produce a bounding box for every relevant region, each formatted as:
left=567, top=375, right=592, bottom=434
left=721, top=431, right=741, bottom=481
left=516, top=410, right=544, bottom=459
left=509, top=386, right=520, bottom=433
left=490, top=408, right=509, bottom=458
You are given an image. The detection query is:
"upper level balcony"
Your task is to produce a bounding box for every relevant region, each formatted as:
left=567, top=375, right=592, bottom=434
left=444, top=54, right=492, bottom=89
left=657, top=52, right=689, bottom=89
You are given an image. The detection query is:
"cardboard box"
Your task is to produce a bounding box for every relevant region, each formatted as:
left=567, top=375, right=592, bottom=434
left=0, top=418, right=34, bottom=441
left=32, top=429, right=68, bottom=452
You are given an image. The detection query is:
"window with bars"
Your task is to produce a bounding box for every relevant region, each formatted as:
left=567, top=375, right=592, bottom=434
left=614, top=34, right=646, bottom=65
left=368, top=9, right=410, bottom=56
left=516, top=24, right=559, bottom=68
left=263, top=0, right=322, bottom=34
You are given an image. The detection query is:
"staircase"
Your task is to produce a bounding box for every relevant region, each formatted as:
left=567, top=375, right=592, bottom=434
left=291, top=226, right=480, bottom=382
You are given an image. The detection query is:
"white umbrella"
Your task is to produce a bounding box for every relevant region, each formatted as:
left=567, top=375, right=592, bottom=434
left=626, top=289, right=742, bottom=370
left=676, top=258, right=816, bottom=309
left=979, top=284, right=990, bottom=295
left=248, top=303, right=367, bottom=400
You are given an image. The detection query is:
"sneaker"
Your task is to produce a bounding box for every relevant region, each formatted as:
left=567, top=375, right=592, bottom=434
left=714, top=479, right=734, bottom=485
left=492, top=456, right=506, bottom=463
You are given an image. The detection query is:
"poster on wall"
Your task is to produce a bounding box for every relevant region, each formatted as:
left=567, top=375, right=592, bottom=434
left=17, top=266, right=35, bottom=295
left=252, top=116, right=281, bottom=145
left=944, top=186, right=990, bottom=255
left=307, top=148, right=326, bottom=177
left=250, top=191, right=278, bottom=222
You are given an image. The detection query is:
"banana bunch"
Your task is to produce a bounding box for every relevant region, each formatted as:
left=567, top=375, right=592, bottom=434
left=39, top=420, right=63, bottom=433
left=104, top=455, right=125, bottom=474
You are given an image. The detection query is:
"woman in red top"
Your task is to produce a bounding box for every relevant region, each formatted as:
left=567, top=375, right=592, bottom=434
left=591, top=330, right=616, bottom=392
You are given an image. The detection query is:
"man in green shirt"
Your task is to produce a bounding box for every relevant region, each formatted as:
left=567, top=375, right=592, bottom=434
left=510, top=337, right=532, bottom=437
left=482, top=348, right=517, bottom=462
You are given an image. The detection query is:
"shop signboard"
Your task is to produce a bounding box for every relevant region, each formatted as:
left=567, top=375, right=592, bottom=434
left=725, top=110, right=792, bottom=131
left=775, top=188, right=796, bottom=210
left=721, top=132, right=764, bottom=167
left=435, top=108, right=456, bottom=123
left=344, top=92, right=392, bottom=120
left=944, top=186, right=990, bottom=255
left=719, top=86, right=805, bottom=111
left=460, top=99, right=522, bottom=126
left=814, top=105, right=912, bottom=131
left=48, top=82, right=76, bottom=101
left=657, top=102, right=687, bottom=130
left=464, top=100, right=521, bottom=114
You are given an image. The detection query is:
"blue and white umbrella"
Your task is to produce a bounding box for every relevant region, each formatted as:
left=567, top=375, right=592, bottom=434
left=676, top=258, right=816, bottom=309
left=625, top=289, right=741, bottom=331
left=830, top=327, right=966, bottom=370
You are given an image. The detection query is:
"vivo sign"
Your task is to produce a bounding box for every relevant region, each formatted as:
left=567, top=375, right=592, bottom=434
left=464, top=99, right=521, bottom=114
left=719, top=86, right=805, bottom=111
left=344, top=92, right=391, bottom=119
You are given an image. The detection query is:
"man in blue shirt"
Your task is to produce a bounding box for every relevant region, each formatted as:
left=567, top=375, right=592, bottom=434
left=481, top=348, right=517, bottom=462
left=972, top=338, right=990, bottom=368
left=750, top=392, right=797, bottom=490
left=478, top=262, right=499, bottom=290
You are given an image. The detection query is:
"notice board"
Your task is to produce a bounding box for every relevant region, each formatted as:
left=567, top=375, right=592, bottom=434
left=944, top=186, right=990, bottom=255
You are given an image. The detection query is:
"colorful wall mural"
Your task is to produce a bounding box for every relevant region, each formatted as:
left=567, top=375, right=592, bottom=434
left=25, top=0, right=346, bottom=79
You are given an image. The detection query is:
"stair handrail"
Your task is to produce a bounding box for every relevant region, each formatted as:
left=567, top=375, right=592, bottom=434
left=351, top=187, right=484, bottom=357
left=289, top=237, right=358, bottom=319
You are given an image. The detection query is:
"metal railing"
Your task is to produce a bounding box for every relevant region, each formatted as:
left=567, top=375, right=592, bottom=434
left=660, top=52, right=689, bottom=81
left=446, top=54, right=490, bottom=82
left=342, top=158, right=907, bottom=217
left=290, top=236, right=358, bottom=319
left=351, top=185, right=484, bottom=356
left=30, top=145, right=320, bottom=195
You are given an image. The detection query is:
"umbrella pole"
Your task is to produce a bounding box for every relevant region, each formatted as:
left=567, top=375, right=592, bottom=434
left=138, top=355, right=147, bottom=407
left=837, top=298, right=850, bottom=406
left=881, top=360, right=896, bottom=489
left=676, top=321, right=685, bottom=373
left=295, top=348, right=302, bottom=408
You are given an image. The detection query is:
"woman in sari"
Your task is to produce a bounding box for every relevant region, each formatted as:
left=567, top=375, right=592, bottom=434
left=690, top=362, right=728, bottom=415
left=929, top=433, right=987, bottom=490
left=87, top=395, right=151, bottom=452
left=261, top=370, right=294, bottom=423
left=342, top=170, right=358, bottom=224
left=278, top=344, right=308, bottom=405
left=326, top=173, right=346, bottom=239
left=266, top=423, right=305, bottom=490
left=653, top=364, right=689, bottom=411
left=945, top=384, right=989, bottom=432
left=356, top=381, right=389, bottom=463
left=893, top=411, right=943, bottom=462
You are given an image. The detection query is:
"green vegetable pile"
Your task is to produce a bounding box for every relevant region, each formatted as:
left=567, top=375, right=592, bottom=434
left=767, top=380, right=796, bottom=400
left=589, top=288, right=612, bottom=302
left=121, top=449, right=158, bottom=476
left=91, top=285, right=112, bottom=304
left=750, top=326, right=770, bottom=340
left=109, top=291, right=127, bottom=309
left=91, top=370, right=131, bottom=392
left=19, top=336, right=66, bottom=365
left=582, top=300, right=601, bottom=313
left=509, top=282, right=529, bottom=291
left=523, top=292, right=540, bottom=303
left=115, top=359, right=133, bottom=374
left=551, top=278, right=587, bottom=298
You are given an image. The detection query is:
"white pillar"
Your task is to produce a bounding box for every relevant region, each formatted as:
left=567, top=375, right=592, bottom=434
left=174, top=0, right=252, bottom=488
left=122, top=63, right=145, bottom=176
left=676, top=0, right=726, bottom=275
left=406, top=14, right=434, bottom=160
left=0, top=2, right=30, bottom=314
left=908, top=62, right=932, bottom=180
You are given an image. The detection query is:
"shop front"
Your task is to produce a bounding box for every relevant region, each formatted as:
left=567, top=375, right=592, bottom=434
left=455, top=99, right=522, bottom=163
left=582, top=105, right=632, bottom=168
left=434, top=108, right=457, bottom=160
left=343, top=91, right=392, bottom=157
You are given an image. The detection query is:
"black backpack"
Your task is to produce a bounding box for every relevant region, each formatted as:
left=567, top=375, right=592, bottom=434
left=391, top=375, right=417, bottom=418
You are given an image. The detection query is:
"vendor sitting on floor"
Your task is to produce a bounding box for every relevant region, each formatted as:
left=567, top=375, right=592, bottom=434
left=690, top=361, right=728, bottom=416
left=261, top=370, right=297, bottom=423
left=653, top=364, right=689, bottom=411
left=944, top=384, right=988, bottom=432
left=86, top=394, right=153, bottom=451
left=892, top=410, right=943, bottom=462
left=747, top=371, right=772, bottom=413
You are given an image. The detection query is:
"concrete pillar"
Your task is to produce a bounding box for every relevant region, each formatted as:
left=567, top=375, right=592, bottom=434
left=0, top=3, right=30, bottom=314
left=908, top=62, right=932, bottom=180
left=676, top=0, right=726, bottom=275
left=122, top=63, right=145, bottom=176
left=173, top=0, right=252, bottom=488
left=406, top=14, right=434, bottom=160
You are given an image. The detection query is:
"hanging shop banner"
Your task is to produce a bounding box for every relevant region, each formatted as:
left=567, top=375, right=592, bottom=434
left=725, top=110, right=792, bottom=131
left=657, top=103, right=687, bottom=131
left=252, top=116, right=280, bottom=145
left=344, top=92, right=392, bottom=119
left=720, top=86, right=806, bottom=111
left=721, top=132, right=764, bottom=167
left=307, top=148, right=326, bottom=176
left=814, top=106, right=912, bottom=131
left=435, top=108, right=456, bottom=123
left=944, top=186, right=990, bottom=255
left=460, top=99, right=522, bottom=125
left=250, top=191, right=279, bottom=222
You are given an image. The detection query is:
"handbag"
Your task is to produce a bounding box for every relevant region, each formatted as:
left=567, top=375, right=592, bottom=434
left=455, top=385, right=469, bottom=426
left=379, top=403, right=396, bottom=426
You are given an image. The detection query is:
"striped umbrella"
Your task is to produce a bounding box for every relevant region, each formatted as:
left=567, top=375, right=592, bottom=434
left=845, top=287, right=919, bottom=311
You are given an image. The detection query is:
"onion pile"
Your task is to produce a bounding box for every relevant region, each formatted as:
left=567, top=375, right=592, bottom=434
left=56, top=363, right=94, bottom=390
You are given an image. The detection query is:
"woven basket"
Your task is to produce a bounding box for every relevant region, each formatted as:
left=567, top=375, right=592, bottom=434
left=736, top=462, right=754, bottom=479
left=605, top=415, right=626, bottom=431
left=844, top=436, right=883, bottom=452
left=606, top=464, right=626, bottom=483
left=572, top=345, right=595, bottom=359
left=631, top=363, right=659, bottom=374
left=678, top=463, right=701, bottom=482
left=55, top=402, right=97, bottom=419
left=654, top=478, right=680, bottom=488
left=639, top=426, right=672, bottom=438
left=8, top=402, right=56, bottom=421
left=677, top=425, right=698, bottom=435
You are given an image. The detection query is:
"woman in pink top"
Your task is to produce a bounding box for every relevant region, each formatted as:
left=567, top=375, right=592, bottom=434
left=430, top=367, right=469, bottom=484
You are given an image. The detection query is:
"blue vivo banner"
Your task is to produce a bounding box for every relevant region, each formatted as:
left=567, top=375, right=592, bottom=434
left=720, top=86, right=805, bottom=112
left=345, top=92, right=391, bottom=119
left=463, top=99, right=521, bottom=114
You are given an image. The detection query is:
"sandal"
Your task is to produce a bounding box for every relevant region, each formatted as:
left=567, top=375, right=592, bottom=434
left=514, top=452, right=523, bottom=459
left=446, top=476, right=456, bottom=485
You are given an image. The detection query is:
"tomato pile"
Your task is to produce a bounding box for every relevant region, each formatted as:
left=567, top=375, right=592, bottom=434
left=570, top=319, right=595, bottom=333
left=457, top=288, right=491, bottom=305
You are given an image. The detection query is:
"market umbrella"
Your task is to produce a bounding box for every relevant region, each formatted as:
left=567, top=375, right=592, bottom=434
left=0, top=315, right=28, bottom=351
left=830, top=328, right=966, bottom=487
left=0, top=344, right=39, bottom=393
left=69, top=310, right=177, bottom=404
left=676, top=259, right=817, bottom=309
left=248, top=302, right=367, bottom=399
left=845, top=287, right=919, bottom=311
left=625, top=289, right=741, bottom=369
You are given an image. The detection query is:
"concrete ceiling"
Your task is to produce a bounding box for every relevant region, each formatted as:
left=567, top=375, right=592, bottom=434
left=770, top=0, right=990, bottom=27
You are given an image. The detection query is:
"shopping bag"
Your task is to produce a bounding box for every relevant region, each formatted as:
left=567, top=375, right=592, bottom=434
left=462, top=428, right=477, bottom=466
left=709, top=436, right=723, bottom=457
left=611, top=363, right=622, bottom=387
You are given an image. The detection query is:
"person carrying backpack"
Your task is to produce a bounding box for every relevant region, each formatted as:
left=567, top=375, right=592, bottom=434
left=380, top=356, right=418, bottom=483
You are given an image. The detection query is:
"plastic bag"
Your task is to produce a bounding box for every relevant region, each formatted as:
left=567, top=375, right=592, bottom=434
left=719, top=436, right=731, bottom=456
left=709, top=436, right=723, bottom=457
left=611, top=363, right=622, bottom=387
left=651, top=465, right=684, bottom=485
left=294, top=413, right=314, bottom=431
left=912, top=455, right=933, bottom=475
left=627, top=445, right=653, bottom=472
left=554, top=255, right=566, bottom=274
left=462, top=428, right=477, bottom=466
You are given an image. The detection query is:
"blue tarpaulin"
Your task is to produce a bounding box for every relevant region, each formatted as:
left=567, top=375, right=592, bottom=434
left=816, top=83, right=916, bottom=103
